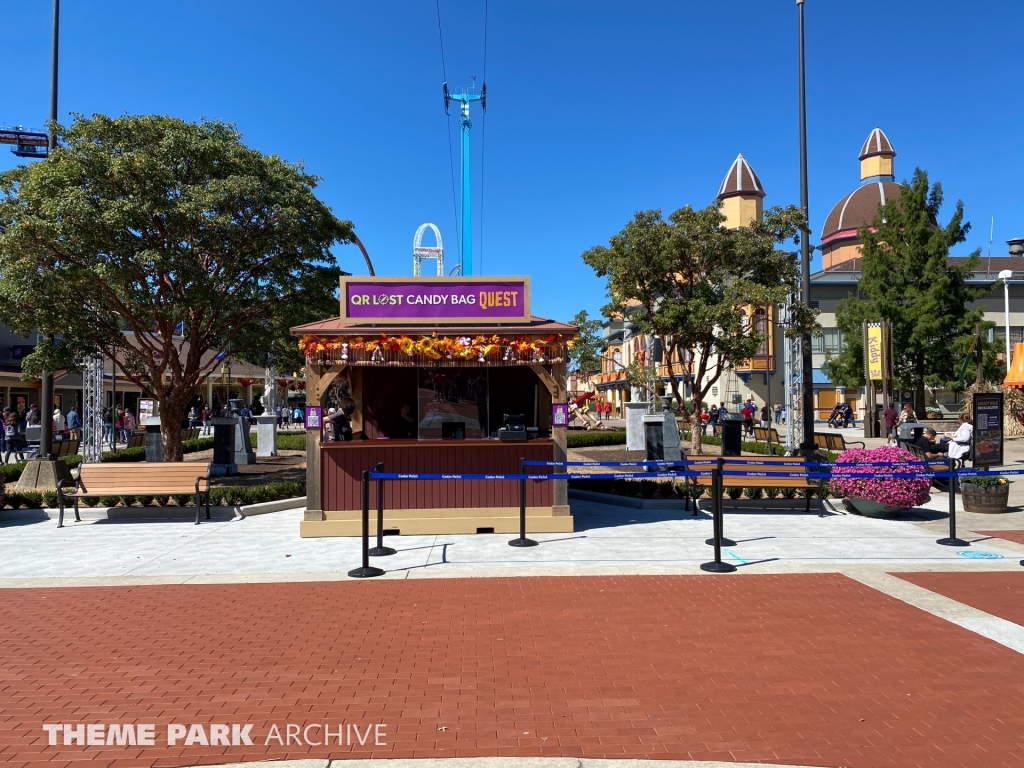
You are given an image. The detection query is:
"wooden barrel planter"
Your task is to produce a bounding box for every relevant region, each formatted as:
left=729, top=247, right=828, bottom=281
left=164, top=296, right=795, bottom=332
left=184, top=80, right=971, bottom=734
left=960, top=482, right=1010, bottom=514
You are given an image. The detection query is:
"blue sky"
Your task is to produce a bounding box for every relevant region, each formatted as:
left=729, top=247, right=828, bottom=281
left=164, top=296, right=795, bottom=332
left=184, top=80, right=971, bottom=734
left=2, top=1, right=1022, bottom=323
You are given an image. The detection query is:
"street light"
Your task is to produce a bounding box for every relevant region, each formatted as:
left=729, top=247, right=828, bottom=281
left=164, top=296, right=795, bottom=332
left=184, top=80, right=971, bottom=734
left=999, top=269, right=1013, bottom=372
left=796, top=0, right=815, bottom=454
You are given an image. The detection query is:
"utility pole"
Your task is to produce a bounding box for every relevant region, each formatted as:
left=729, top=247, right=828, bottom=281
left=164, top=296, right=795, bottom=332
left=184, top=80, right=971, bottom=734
left=796, top=0, right=815, bottom=454
left=38, top=0, right=60, bottom=462
left=444, top=80, right=485, bottom=276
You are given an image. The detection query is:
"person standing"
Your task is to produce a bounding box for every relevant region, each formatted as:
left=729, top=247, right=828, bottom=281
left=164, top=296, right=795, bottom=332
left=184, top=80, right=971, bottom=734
left=759, top=403, right=770, bottom=428
left=883, top=402, right=898, bottom=444
left=740, top=401, right=754, bottom=437
left=201, top=403, right=213, bottom=435
left=66, top=405, right=82, bottom=441
left=122, top=408, right=135, bottom=439
left=773, top=400, right=782, bottom=425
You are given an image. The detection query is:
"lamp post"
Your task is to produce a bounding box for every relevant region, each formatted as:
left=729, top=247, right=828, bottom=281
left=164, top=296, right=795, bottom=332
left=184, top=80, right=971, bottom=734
left=999, top=268, right=1013, bottom=372
left=37, top=0, right=60, bottom=461
left=796, top=0, right=815, bottom=453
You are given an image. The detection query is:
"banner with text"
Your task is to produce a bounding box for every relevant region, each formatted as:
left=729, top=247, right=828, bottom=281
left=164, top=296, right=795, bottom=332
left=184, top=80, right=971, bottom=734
left=866, top=324, right=885, bottom=381
left=340, top=277, right=531, bottom=324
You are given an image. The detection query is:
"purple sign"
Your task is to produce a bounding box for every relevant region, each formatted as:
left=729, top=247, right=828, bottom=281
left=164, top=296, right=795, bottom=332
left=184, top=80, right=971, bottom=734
left=551, top=403, right=569, bottom=428
left=340, top=277, right=530, bottom=324
left=304, top=406, right=322, bottom=430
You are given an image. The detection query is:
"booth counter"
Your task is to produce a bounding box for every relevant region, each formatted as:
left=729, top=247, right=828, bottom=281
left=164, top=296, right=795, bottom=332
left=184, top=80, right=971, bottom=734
left=292, top=276, right=577, bottom=538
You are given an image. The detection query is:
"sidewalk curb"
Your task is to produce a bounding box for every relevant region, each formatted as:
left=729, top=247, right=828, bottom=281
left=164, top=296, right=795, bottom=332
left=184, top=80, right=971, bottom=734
left=0, top=496, right=306, bottom=522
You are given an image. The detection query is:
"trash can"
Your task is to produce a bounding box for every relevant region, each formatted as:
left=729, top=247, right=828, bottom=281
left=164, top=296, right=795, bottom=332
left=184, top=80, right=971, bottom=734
left=896, top=423, right=923, bottom=450
left=141, top=417, right=163, bottom=462
left=719, top=412, right=745, bottom=456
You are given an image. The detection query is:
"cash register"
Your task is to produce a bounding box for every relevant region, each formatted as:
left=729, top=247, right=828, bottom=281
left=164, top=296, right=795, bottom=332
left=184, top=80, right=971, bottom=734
left=498, top=413, right=527, bottom=441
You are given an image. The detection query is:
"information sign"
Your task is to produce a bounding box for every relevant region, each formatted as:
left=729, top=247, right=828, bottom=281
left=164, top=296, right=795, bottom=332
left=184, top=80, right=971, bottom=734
left=972, top=391, right=1003, bottom=468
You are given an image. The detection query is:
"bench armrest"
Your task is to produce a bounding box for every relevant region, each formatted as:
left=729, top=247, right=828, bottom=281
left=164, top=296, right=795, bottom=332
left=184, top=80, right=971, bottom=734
left=844, top=439, right=866, bottom=449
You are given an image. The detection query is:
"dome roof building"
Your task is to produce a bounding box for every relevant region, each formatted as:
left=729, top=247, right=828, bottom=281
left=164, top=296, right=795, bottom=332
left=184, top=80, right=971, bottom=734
left=716, top=153, right=765, bottom=229
left=820, top=128, right=902, bottom=269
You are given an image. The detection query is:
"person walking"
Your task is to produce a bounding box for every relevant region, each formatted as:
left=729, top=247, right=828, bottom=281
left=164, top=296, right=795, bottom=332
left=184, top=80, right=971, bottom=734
left=883, top=402, right=898, bottom=444
left=740, top=401, right=754, bottom=437
left=773, top=400, right=782, bottom=424
left=201, top=403, right=213, bottom=435
left=759, top=403, right=770, bottom=429
left=188, top=406, right=201, bottom=430
left=700, top=406, right=710, bottom=435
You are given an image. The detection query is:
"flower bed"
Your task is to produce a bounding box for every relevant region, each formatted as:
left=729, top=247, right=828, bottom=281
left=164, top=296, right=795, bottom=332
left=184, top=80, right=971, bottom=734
left=830, top=445, right=930, bottom=509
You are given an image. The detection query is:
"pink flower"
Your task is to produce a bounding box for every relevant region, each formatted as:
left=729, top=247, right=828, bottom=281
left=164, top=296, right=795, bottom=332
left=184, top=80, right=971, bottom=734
left=830, top=446, right=931, bottom=509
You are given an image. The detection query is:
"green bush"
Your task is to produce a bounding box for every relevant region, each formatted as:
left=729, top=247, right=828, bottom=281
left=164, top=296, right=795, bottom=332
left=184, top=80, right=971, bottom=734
left=251, top=432, right=305, bottom=452
left=657, top=481, right=674, bottom=498
left=743, top=486, right=763, bottom=500
left=764, top=486, right=780, bottom=499
left=726, top=486, right=743, bottom=499
left=5, top=491, right=42, bottom=509
left=99, top=496, right=121, bottom=507
left=566, top=429, right=627, bottom=449
left=42, top=491, right=59, bottom=508
left=639, top=480, right=657, bottom=499
left=781, top=487, right=797, bottom=499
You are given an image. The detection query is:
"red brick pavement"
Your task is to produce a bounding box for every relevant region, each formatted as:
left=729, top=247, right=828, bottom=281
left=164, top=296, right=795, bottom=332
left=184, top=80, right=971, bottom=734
left=976, top=529, right=1024, bottom=547
left=2, top=575, right=1024, bottom=768
left=897, top=571, right=1024, bottom=627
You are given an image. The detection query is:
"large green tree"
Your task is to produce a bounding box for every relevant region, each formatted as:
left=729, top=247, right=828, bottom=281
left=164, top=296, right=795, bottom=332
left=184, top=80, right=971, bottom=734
left=0, top=114, right=353, bottom=459
left=824, top=169, right=989, bottom=408
left=567, top=310, right=605, bottom=377
left=583, top=202, right=816, bottom=453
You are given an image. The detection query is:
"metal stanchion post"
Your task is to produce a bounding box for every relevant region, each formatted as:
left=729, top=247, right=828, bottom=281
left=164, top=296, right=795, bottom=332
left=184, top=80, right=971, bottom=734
left=706, top=457, right=736, bottom=547
left=937, top=455, right=968, bottom=547
left=348, top=470, right=385, bottom=577
left=509, top=457, right=538, bottom=547
left=368, top=462, right=396, bottom=557
left=701, top=461, right=736, bottom=573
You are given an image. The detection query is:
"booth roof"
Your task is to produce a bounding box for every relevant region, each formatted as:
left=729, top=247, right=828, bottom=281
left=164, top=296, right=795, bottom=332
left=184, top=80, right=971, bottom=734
left=290, top=315, right=578, bottom=337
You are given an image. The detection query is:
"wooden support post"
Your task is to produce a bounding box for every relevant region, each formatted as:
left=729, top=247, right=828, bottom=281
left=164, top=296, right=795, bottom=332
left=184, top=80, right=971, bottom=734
left=304, top=364, right=323, bottom=522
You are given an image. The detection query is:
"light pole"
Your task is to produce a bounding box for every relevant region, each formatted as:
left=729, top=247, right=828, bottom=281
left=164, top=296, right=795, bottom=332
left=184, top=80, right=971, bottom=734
left=796, top=0, right=815, bottom=453
left=38, top=0, right=59, bottom=462
left=999, top=268, right=1013, bottom=372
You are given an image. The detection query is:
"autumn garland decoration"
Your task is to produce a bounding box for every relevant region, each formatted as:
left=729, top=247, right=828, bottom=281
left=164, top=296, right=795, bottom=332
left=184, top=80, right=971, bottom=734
left=299, top=333, right=575, bottom=362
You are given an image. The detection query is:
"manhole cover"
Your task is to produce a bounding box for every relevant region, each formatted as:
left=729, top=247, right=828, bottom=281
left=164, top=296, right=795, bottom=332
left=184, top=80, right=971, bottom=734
left=956, top=550, right=1003, bottom=560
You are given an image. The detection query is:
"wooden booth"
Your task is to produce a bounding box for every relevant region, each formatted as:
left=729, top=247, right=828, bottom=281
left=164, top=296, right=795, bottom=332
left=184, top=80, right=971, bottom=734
left=293, top=276, right=577, bottom=537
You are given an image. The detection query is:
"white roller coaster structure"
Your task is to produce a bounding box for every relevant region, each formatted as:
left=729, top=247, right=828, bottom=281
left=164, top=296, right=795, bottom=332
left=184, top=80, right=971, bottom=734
left=412, top=223, right=444, bottom=276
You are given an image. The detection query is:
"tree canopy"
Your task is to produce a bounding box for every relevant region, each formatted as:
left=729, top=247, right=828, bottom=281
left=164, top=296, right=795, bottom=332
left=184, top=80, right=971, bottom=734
left=823, top=169, right=989, bottom=405
left=582, top=201, right=816, bottom=452
left=567, top=310, right=604, bottom=376
left=0, top=113, right=353, bottom=459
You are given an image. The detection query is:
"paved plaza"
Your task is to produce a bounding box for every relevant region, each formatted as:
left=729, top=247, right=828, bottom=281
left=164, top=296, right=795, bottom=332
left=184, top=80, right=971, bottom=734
left=4, top=488, right=1024, bottom=768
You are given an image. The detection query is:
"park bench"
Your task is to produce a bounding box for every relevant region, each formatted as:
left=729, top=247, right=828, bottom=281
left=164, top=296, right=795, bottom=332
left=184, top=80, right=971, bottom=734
left=126, top=432, right=145, bottom=449
left=814, top=432, right=865, bottom=452
left=56, top=462, right=212, bottom=528
left=688, top=455, right=824, bottom=514
left=752, top=426, right=781, bottom=444
left=181, top=427, right=201, bottom=441
left=53, top=439, right=79, bottom=458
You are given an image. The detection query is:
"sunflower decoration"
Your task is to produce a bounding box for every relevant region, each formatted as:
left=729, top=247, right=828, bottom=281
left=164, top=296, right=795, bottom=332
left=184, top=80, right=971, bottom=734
left=398, top=336, right=415, bottom=355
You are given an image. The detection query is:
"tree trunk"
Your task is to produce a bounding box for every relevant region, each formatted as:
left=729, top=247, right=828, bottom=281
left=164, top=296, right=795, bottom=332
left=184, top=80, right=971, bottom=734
left=689, top=407, right=704, bottom=455
left=158, top=385, right=190, bottom=462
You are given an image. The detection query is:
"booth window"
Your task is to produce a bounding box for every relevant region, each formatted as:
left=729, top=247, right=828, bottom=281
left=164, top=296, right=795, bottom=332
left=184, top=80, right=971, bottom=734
left=417, top=368, right=489, bottom=439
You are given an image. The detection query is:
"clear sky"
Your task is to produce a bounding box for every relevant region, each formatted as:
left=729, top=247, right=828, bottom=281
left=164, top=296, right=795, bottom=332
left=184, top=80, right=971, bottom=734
left=2, top=1, right=1022, bottom=324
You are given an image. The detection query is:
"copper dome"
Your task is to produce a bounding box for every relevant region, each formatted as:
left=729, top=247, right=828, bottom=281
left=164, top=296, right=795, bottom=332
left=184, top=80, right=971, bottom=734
left=820, top=181, right=902, bottom=244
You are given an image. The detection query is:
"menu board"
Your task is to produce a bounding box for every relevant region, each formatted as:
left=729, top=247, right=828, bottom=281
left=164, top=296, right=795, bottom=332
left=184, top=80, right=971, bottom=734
left=972, top=392, right=1003, bottom=468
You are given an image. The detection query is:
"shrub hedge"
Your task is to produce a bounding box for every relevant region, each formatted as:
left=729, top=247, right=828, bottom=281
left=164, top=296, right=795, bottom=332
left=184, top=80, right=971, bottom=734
left=565, top=429, right=627, bottom=448
left=2, top=479, right=306, bottom=510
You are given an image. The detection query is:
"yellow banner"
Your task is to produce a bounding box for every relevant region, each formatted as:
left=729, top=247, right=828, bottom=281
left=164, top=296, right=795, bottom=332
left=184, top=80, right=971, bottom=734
left=866, top=325, right=884, bottom=380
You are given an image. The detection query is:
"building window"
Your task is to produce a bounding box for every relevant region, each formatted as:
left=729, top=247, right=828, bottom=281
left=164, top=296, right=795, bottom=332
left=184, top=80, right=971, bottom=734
left=992, top=327, right=1024, bottom=344
left=812, top=328, right=843, bottom=354
left=752, top=308, right=769, bottom=355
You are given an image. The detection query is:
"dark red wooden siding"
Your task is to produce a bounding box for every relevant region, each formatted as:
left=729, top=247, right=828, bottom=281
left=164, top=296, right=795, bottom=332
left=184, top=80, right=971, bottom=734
left=321, top=441, right=555, bottom=512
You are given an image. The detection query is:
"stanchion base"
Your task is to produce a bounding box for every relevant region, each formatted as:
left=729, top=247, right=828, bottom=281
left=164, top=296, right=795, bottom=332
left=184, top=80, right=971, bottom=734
left=347, top=566, right=385, bottom=578
left=509, top=537, right=539, bottom=547
left=700, top=561, right=737, bottom=573
left=705, top=538, right=737, bottom=547
left=368, top=546, right=397, bottom=557
left=936, top=537, right=969, bottom=547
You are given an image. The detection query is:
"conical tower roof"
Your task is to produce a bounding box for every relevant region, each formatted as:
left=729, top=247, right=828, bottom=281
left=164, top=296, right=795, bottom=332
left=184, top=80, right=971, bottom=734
left=717, top=154, right=766, bottom=200
left=858, top=127, right=896, bottom=160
